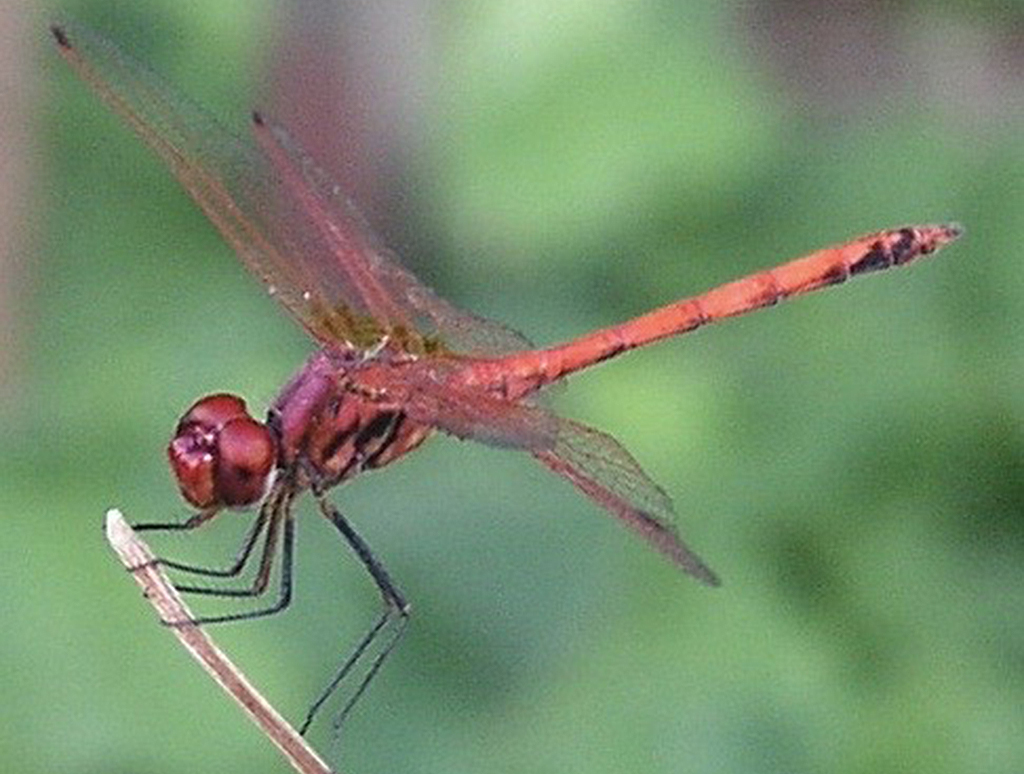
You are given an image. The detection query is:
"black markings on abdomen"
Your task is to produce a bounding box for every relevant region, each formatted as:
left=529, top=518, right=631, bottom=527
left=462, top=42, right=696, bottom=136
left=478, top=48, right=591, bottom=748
left=889, top=228, right=918, bottom=265
left=849, top=241, right=892, bottom=275
left=849, top=228, right=920, bottom=275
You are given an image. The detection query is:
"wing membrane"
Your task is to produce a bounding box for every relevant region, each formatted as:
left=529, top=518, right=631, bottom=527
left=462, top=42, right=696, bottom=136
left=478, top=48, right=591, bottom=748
left=52, top=21, right=528, bottom=355
left=254, top=118, right=532, bottom=354
left=391, top=362, right=716, bottom=583
left=394, top=362, right=560, bottom=450
left=535, top=419, right=719, bottom=585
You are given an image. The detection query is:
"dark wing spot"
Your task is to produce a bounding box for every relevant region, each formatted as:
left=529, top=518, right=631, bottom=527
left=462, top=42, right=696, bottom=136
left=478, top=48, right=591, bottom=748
left=50, top=24, right=71, bottom=48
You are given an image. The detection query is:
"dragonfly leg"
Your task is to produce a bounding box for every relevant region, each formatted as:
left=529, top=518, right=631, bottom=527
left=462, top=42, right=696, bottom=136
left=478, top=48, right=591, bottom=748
left=300, top=490, right=410, bottom=736
left=139, top=485, right=299, bottom=626
left=131, top=509, right=219, bottom=532
left=133, top=503, right=271, bottom=580
left=172, top=501, right=282, bottom=599
left=166, top=506, right=295, bottom=626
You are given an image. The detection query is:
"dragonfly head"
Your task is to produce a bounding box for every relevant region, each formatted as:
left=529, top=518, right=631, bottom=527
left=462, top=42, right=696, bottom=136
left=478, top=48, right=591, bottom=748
left=168, top=394, right=277, bottom=511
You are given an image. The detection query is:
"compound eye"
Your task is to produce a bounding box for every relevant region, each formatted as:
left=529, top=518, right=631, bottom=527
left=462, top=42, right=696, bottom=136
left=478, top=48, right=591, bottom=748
left=168, top=429, right=218, bottom=509
left=214, top=417, right=277, bottom=507
left=167, top=393, right=276, bottom=510
left=176, top=393, right=249, bottom=434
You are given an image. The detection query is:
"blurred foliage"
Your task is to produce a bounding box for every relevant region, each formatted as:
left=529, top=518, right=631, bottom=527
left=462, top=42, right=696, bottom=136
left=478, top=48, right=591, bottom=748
left=2, top=1, right=1022, bottom=773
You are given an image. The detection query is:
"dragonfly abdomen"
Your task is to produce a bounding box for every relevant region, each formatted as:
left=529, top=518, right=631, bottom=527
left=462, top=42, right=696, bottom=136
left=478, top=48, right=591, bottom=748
left=478, top=224, right=961, bottom=396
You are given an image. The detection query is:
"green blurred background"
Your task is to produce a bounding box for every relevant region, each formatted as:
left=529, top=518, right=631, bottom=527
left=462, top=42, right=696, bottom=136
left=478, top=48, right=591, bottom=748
left=2, top=1, right=1022, bottom=772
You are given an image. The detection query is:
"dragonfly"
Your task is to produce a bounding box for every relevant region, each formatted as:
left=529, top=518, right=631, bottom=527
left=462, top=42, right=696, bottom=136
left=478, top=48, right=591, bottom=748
left=51, top=21, right=961, bottom=733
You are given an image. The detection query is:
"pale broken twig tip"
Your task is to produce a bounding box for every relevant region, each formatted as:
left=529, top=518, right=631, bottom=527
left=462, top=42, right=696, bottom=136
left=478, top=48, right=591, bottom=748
left=105, top=507, right=134, bottom=550
left=103, top=508, right=336, bottom=774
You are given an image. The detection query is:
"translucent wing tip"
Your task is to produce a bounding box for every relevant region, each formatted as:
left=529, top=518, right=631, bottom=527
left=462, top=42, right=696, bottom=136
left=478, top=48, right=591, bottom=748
left=681, top=550, right=720, bottom=587
left=639, top=515, right=720, bottom=586
left=50, top=24, right=71, bottom=49
left=534, top=423, right=722, bottom=588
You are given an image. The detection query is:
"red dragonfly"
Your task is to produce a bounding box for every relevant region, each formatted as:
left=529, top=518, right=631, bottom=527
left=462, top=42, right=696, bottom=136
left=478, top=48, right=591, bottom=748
left=52, top=22, right=960, bottom=731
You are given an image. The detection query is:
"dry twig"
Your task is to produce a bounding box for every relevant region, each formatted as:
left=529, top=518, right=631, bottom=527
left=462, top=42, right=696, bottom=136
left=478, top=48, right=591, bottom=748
left=104, top=508, right=335, bottom=774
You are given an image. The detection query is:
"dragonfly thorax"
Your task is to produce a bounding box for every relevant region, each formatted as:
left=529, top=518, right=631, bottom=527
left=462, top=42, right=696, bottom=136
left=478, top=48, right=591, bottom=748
left=168, top=393, right=277, bottom=511
left=269, top=347, right=435, bottom=491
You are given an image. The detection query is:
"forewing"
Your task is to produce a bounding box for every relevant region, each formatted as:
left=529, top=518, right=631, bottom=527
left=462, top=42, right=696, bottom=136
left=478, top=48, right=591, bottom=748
left=51, top=21, right=529, bottom=355
left=255, top=118, right=532, bottom=355
left=535, top=418, right=719, bottom=585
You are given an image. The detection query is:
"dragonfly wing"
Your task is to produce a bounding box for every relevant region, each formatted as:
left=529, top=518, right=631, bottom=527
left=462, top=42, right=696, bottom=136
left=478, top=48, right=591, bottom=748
left=535, top=418, right=719, bottom=585
left=396, top=367, right=560, bottom=450
left=391, top=362, right=717, bottom=584
left=52, top=21, right=528, bottom=355
left=253, top=117, right=532, bottom=355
